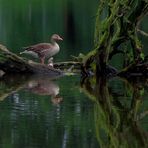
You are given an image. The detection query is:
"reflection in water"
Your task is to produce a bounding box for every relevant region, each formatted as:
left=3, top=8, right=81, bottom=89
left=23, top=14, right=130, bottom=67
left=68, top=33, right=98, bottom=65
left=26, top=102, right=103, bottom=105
left=0, top=75, right=98, bottom=148
left=0, top=74, right=148, bottom=147
left=26, top=78, right=63, bottom=105
left=0, top=74, right=63, bottom=105
left=81, top=76, right=148, bottom=148
left=0, top=70, right=5, bottom=77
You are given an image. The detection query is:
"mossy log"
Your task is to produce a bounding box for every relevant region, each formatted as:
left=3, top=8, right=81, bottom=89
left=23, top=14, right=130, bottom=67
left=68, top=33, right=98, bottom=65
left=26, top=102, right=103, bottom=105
left=0, top=44, right=70, bottom=77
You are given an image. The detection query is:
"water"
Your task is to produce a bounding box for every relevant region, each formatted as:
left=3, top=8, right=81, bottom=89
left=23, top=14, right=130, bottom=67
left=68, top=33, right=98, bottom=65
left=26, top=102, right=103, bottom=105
left=0, top=0, right=148, bottom=148
left=0, top=74, right=148, bottom=148
left=0, top=75, right=99, bottom=148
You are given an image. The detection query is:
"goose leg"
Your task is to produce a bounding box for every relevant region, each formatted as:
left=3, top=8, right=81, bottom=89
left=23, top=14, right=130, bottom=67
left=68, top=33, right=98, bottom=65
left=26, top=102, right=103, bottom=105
left=40, top=57, right=45, bottom=64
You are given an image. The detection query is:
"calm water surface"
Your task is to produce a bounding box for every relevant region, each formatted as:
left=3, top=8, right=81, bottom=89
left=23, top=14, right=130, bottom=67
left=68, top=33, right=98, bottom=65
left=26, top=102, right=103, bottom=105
left=0, top=75, right=99, bottom=148
left=0, top=75, right=147, bottom=148
left=0, top=0, right=148, bottom=148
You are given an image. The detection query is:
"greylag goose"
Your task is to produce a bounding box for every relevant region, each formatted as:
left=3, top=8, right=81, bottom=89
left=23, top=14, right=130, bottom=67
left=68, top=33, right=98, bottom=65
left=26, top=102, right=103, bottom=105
left=20, top=34, right=63, bottom=64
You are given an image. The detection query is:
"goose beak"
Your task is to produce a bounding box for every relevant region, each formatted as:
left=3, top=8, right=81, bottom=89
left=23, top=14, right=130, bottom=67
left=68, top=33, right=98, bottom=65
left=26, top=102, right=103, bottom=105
left=58, top=37, right=63, bottom=41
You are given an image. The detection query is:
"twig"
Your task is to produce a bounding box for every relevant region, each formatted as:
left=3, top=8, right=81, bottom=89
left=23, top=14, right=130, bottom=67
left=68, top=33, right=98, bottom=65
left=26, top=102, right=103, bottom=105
left=137, top=28, right=148, bottom=37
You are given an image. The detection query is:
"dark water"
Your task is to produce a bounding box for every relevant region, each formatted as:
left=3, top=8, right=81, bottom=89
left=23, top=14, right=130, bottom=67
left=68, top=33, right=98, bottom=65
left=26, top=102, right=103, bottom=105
left=0, top=0, right=148, bottom=148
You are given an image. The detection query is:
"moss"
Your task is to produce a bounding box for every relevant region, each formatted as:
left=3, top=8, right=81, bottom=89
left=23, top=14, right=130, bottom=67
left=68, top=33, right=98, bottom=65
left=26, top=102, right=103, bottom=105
left=83, top=0, right=148, bottom=75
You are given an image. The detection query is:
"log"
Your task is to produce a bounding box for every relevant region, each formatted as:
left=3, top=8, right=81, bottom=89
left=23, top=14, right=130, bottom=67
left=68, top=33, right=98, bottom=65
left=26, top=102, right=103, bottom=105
left=54, top=61, right=82, bottom=73
left=0, top=44, right=63, bottom=77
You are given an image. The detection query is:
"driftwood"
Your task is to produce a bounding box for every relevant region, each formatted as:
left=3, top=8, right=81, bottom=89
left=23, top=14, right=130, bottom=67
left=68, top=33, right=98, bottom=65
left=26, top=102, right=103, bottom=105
left=0, top=44, right=81, bottom=77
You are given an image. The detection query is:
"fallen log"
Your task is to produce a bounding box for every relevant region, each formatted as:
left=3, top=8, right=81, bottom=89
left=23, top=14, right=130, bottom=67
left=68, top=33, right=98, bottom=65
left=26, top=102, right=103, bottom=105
left=1, top=44, right=148, bottom=78
left=0, top=44, right=66, bottom=77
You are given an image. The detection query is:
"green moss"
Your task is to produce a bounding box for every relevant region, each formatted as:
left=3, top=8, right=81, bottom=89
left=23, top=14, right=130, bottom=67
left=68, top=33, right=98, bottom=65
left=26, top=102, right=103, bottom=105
left=84, top=0, right=148, bottom=73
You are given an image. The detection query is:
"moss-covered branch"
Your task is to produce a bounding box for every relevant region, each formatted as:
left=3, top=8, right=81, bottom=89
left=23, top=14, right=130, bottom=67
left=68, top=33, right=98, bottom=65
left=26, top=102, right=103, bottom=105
left=83, top=0, right=148, bottom=76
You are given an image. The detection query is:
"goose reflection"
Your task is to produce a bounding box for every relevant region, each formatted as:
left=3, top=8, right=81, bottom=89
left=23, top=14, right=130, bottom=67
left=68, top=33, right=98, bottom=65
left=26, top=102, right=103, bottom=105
left=27, top=78, right=63, bottom=105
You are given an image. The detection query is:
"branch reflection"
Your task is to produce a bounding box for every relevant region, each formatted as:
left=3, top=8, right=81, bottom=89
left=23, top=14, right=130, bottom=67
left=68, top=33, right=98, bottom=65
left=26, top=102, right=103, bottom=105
left=81, top=76, right=148, bottom=148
